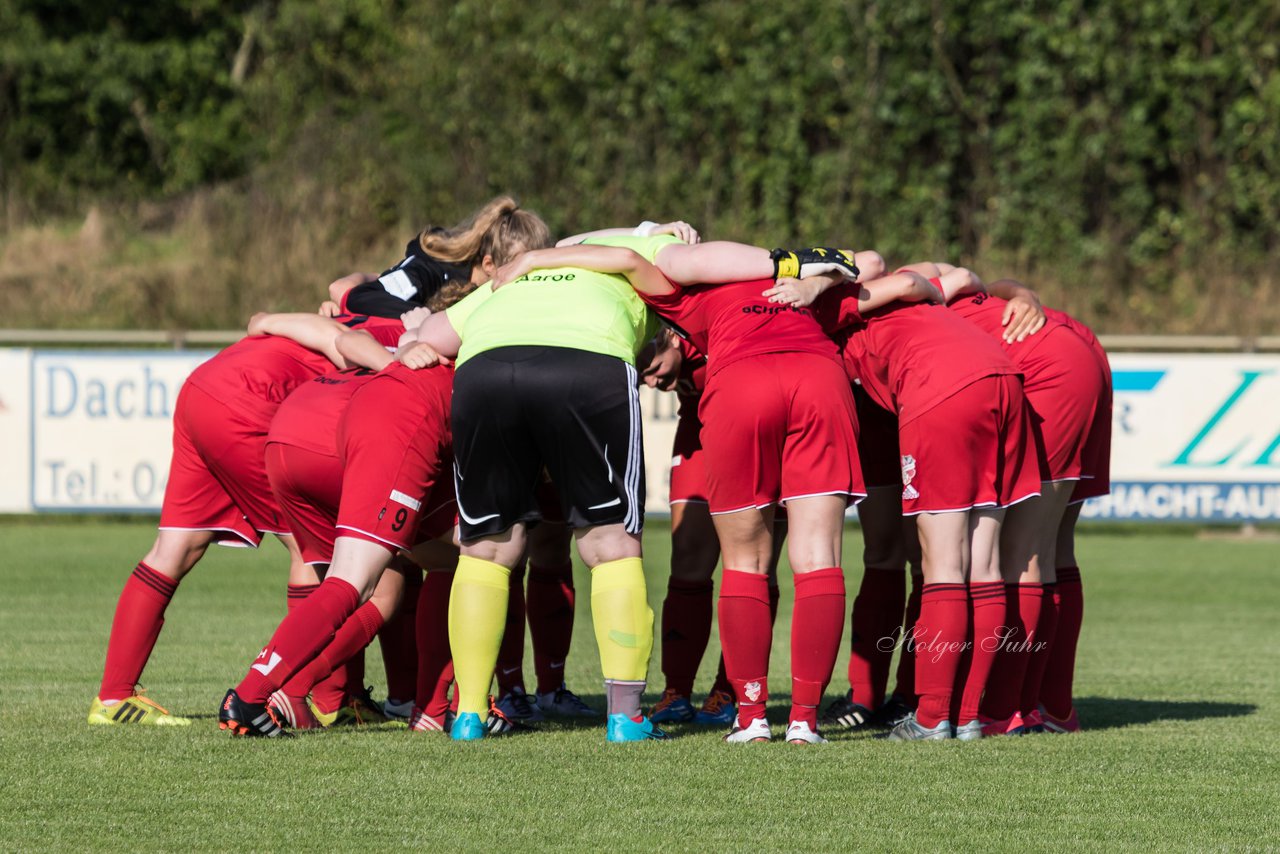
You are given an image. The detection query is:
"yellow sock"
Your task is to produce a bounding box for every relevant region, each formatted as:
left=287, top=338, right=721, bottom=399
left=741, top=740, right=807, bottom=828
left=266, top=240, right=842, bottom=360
left=448, top=556, right=511, bottom=715
left=590, top=557, right=653, bottom=683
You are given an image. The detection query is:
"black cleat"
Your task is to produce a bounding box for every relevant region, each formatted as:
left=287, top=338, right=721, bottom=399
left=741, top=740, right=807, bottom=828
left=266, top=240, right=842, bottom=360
left=219, top=688, right=292, bottom=738
left=872, top=694, right=915, bottom=729
left=821, top=691, right=875, bottom=731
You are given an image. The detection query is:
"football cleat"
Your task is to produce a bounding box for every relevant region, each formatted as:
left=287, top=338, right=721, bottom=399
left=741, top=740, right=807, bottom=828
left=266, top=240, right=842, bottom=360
left=1021, top=708, right=1046, bottom=733
left=886, top=712, right=952, bottom=741
left=268, top=690, right=320, bottom=730
left=1039, top=704, right=1081, bottom=734
left=770, top=247, right=860, bottom=282
left=535, top=684, right=599, bottom=717
left=980, top=711, right=1026, bottom=737
left=408, top=707, right=454, bottom=734
left=872, top=694, right=914, bottom=728
left=493, top=686, right=545, bottom=724
left=87, top=692, right=191, bottom=727
left=820, top=691, right=874, bottom=730
left=650, top=688, right=696, bottom=724
left=218, top=689, right=291, bottom=738
left=785, top=720, right=828, bottom=745
left=694, top=689, right=737, bottom=726
left=953, top=720, right=983, bottom=741
left=382, top=698, right=414, bottom=723
left=724, top=715, right=773, bottom=743
left=450, top=711, right=486, bottom=741
left=607, top=714, right=669, bottom=742
left=311, top=687, right=387, bottom=728
left=485, top=696, right=529, bottom=735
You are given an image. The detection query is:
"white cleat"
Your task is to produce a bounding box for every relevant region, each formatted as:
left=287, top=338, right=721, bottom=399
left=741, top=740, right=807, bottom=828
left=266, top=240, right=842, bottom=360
left=785, top=720, right=828, bottom=744
left=724, top=715, right=773, bottom=743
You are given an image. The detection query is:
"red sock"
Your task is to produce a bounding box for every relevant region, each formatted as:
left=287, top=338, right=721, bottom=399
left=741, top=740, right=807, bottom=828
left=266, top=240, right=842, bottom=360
left=495, top=565, right=527, bottom=694
left=527, top=561, right=575, bottom=695
left=953, top=581, right=1005, bottom=724
left=99, top=563, right=179, bottom=702
left=848, top=567, right=906, bottom=710
left=235, top=577, right=361, bottom=703
left=416, top=570, right=454, bottom=717
left=1040, top=566, right=1083, bottom=718
left=914, top=583, right=968, bottom=728
left=981, top=583, right=1044, bottom=721
left=282, top=601, right=384, bottom=704
left=790, top=568, right=846, bottom=728
left=379, top=568, right=421, bottom=703
left=1021, top=583, right=1058, bottom=717
left=718, top=570, right=773, bottom=723
left=892, top=573, right=923, bottom=705
left=660, top=578, right=714, bottom=697
left=287, top=583, right=319, bottom=611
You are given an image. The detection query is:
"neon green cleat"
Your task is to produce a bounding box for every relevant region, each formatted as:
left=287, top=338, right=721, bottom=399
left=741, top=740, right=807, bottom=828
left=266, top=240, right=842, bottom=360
left=88, top=694, right=191, bottom=726
left=309, top=687, right=388, bottom=727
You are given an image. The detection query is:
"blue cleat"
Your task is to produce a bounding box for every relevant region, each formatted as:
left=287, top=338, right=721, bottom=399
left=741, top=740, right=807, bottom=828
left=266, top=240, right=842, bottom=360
left=693, top=689, right=736, bottom=726
left=607, top=714, right=669, bottom=743
left=450, top=711, right=486, bottom=741
left=650, top=689, right=696, bottom=724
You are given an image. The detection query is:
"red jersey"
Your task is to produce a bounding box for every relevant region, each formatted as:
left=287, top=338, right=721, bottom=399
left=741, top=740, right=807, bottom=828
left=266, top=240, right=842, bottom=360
left=1044, top=306, right=1102, bottom=352
left=267, top=322, right=405, bottom=455
left=185, top=314, right=403, bottom=420
left=833, top=301, right=1018, bottom=425
left=641, top=278, right=839, bottom=380
left=674, top=336, right=708, bottom=420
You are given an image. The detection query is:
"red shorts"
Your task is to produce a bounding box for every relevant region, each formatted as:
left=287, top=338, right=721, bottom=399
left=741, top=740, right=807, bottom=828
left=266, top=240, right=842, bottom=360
left=897, top=374, right=1041, bottom=515
left=853, top=383, right=901, bottom=489
left=1072, top=339, right=1113, bottom=503
left=669, top=406, right=709, bottom=505
left=699, top=352, right=863, bottom=514
left=264, top=442, right=343, bottom=565
left=1020, top=327, right=1106, bottom=482
left=159, top=383, right=287, bottom=547
left=334, top=375, right=457, bottom=551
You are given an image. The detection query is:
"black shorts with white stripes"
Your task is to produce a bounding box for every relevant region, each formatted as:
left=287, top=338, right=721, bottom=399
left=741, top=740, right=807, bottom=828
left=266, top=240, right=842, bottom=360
left=450, top=345, right=645, bottom=542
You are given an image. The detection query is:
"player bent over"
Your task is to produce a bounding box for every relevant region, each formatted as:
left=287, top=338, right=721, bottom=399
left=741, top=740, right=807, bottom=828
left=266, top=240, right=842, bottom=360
left=88, top=309, right=389, bottom=726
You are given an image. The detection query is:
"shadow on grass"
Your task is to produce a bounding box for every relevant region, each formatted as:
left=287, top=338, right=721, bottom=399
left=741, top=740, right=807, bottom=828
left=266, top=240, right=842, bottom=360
left=1074, top=696, right=1256, bottom=731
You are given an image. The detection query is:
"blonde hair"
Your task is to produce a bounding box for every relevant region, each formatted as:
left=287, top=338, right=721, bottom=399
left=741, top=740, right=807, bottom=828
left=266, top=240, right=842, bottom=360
left=420, top=196, right=552, bottom=311
left=418, top=195, right=551, bottom=267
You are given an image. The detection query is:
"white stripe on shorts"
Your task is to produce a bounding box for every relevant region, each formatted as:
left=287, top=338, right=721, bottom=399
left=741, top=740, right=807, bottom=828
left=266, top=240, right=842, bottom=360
left=624, top=362, right=642, bottom=533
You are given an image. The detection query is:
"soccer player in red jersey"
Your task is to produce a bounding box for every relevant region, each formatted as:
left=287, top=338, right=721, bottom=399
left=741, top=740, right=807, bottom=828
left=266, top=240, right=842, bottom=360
left=645, top=333, right=786, bottom=728
left=217, top=210, right=551, bottom=737
left=779, top=267, right=1042, bottom=740
left=260, top=319, right=424, bottom=729
left=919, top=266, right=1103, bottom=736
left=87, top=309, right=395, bottom=726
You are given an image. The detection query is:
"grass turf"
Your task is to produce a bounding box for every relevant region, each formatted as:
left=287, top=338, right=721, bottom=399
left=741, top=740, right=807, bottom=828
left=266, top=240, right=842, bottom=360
left=0, top=520, right=1276, bottom=851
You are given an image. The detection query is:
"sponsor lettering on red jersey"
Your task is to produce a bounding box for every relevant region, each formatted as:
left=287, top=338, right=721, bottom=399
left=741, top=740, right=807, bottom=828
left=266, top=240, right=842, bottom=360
left=640, top=278, right=839, bottom=379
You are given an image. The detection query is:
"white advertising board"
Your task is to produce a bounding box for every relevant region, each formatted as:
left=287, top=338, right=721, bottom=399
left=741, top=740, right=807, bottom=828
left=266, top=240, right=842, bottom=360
left=1081, top=353, right=1280, bottom=522
left=0, top=349, right=33, bottom=512
left=29, top=350, right=216, bottom=511
left=3, top=348, right=1279, bottom=522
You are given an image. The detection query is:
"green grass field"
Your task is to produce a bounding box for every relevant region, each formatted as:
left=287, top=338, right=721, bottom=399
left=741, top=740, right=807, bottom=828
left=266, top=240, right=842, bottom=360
left=1, top=519, right=1277, bottom=851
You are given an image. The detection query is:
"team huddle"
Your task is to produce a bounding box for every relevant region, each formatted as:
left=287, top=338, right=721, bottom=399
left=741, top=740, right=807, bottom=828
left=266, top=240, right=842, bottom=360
left=87, top=196, right=1108, bottom=743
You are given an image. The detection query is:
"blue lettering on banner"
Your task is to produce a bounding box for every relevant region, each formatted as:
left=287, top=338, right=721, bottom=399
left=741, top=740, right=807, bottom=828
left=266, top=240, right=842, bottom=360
left=41, top=361, right=177, bottom=419
left=1081, top=482, right=1280, bottom=522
